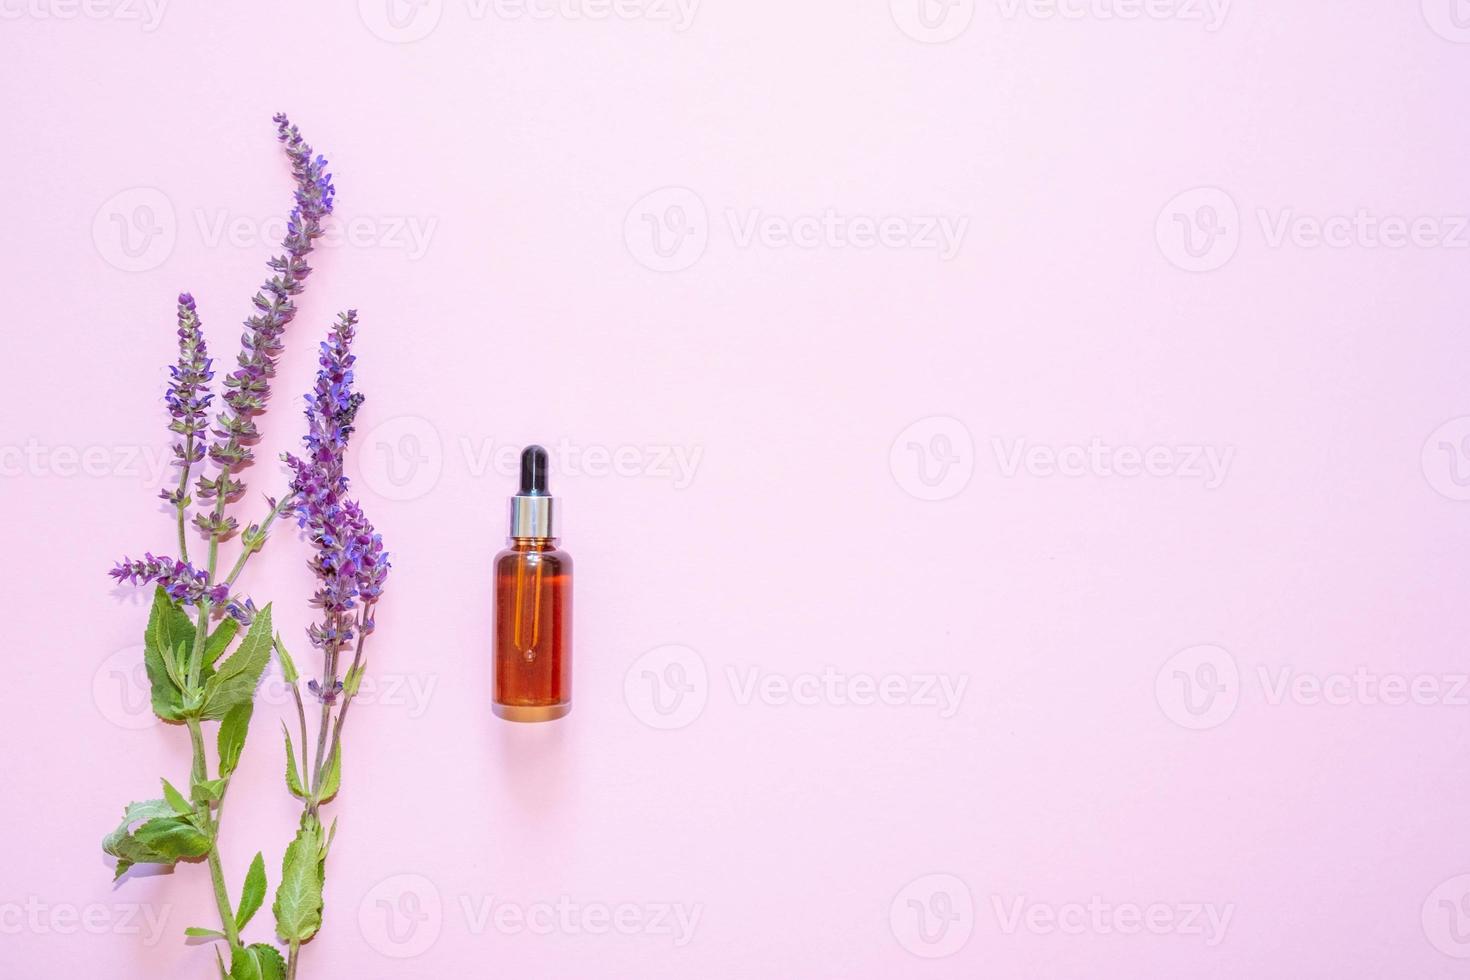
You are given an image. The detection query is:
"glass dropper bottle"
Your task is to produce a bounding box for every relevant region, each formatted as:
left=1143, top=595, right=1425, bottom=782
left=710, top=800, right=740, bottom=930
left=493, top=445, right=573, bottom=722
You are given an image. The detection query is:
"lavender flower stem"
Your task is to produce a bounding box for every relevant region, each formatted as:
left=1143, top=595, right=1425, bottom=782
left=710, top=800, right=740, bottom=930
left=289, top=678, right=312, bottom=780
left=187, top=717, right=242, bottom=949
left=307, top=610, right=345, bottom=807
left=319, top=605, right=374, bottom=791
left=174, top=438, right=194, bottom=560
left=220, top=492, right=298, bottom=591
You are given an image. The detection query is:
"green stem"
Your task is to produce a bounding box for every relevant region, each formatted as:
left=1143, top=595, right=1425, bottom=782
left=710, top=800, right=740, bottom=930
left=287, top=941, right=301, bottom=979
left=188, top=717, right=240, bottom=949
left=308, top=609, right=346, bottom=805
left=318, top=609, right=374, bottom=794
left=289, top=680, right=312, bottom=781
left=174, top=433, right=194, bottom=563
left=221, top=493, right=297, bottom=590
left=183, top=492, right=295, bottom=692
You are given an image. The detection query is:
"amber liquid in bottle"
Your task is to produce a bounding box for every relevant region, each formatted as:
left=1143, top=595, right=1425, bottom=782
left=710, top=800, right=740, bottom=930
left=493, top=538, right=572, bottom=721
left=493, top=445, right=572, bottom=722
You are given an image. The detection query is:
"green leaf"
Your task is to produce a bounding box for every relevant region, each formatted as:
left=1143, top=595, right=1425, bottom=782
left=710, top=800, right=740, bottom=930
left=103, top=798, right=179, bottom=878
left=236, top=852, right=267, bottom=931
left=272, top=634, right=298, bottom=685
left=228, top=944, right=262, bottom=980
left=343, top=661, right=364, bottom=697
left=249, top=944, right=285, bottom=980
left=201, top=605, right=273, bottom=720
left=192, top=777, right=227, bottom=804
left=273, top=823, right=324, bottom=943
left=161, top=778, right=193, bottom=816
left=205, top=617, right=240, bottom=669
left=282, top=725, right=307, bottom=800
left=322, top=818, right=338, bottom=861
left=315, top=742, right=341, bottom=803
left=185, top=926, right=225, bottom=939
left=134, top=816, right=211, bottom=860
left=143, top=587, right=195, bottom=721
left=217, top=702, right=254, bottom=777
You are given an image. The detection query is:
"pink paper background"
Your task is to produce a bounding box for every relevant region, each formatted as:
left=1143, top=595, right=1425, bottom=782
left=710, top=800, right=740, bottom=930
left=5, top=1, right=1470, bottom=976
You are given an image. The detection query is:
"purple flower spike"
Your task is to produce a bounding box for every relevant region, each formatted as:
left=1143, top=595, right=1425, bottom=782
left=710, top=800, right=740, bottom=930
left=197, top=114, right=336, bottom=538
left=159, top=293, right=214, bottom=506
left=283, top=311, right=390, bottom=650
left=110, top=553, right=247, bottom=612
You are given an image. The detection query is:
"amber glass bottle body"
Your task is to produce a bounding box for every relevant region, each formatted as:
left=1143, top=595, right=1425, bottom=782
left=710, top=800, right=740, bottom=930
left=493, top=537, right=572, bottom=721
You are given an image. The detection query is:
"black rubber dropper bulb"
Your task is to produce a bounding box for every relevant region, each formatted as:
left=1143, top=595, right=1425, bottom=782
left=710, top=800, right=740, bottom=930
left=519, top=445, right=550, bottom=496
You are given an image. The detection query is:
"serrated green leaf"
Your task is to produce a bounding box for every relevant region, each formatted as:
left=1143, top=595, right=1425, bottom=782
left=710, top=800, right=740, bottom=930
left=205, top=617, right=240, bottom=669
left=192, top=777, right=227, bottom=804
left=217, top=702, right=254, bottom=776
left=315, top=742, right=341, bottom=803
left=228, top=944, right=262, bottom=980
left=273, top=823, right=323, bottom=943
left=272, top=634, right=298, bottom=685
left=201, top=606, right=273, bottom=720
left=103, top=798, right=179, bottom=878
left=185, top=926, right=225, bottom=939
left=134, top=816, right=211, bottom=860
left=161, top=778, right=192, bottom=816
left=282, top=725, right=306, bottom=800
left=143, top=587, right=194, bottom=721
left=236, top=852, right=267, bottom=931
left=248, top=943, right=285, bottom=980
